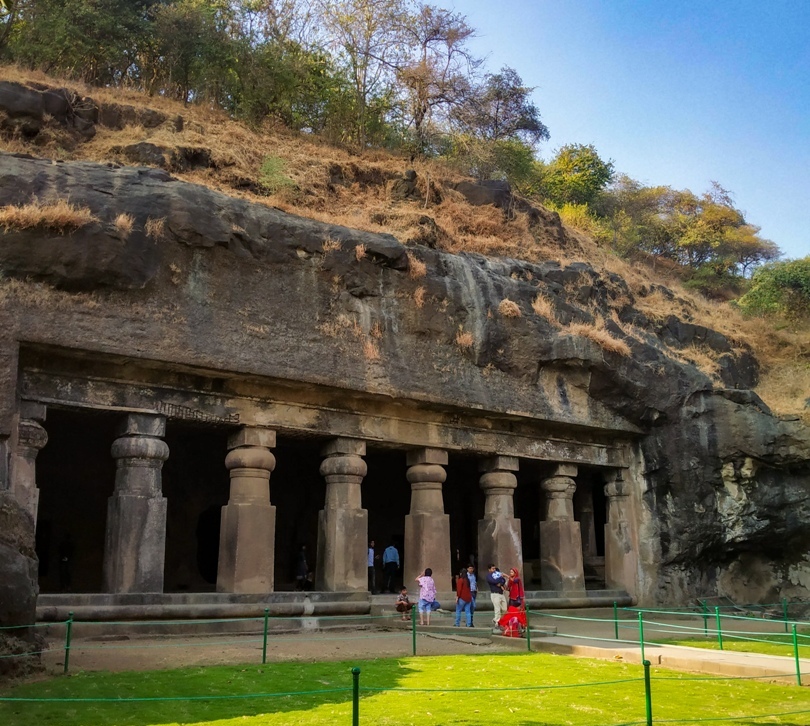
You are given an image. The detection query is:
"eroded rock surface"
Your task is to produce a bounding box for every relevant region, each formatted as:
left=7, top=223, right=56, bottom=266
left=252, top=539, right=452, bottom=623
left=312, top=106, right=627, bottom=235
left=0, top=152, right=808, bottom=607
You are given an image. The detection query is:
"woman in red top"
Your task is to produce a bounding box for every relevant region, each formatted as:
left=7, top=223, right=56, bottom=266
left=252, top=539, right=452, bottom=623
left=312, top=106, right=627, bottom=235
left=506, top=568, right=524, bottom=608
left=454, top=568, right=473, bottom=627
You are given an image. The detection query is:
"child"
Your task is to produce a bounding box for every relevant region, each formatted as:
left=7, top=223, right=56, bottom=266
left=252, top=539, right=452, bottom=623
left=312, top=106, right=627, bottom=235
left=395, top=586, right=413, bottom=620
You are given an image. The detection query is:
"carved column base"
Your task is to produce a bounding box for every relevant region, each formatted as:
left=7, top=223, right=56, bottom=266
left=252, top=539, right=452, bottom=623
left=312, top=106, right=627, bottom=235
left=539, top=519, right=586, bottom=593
left=217, top=502, right=277, bottom=593
left=404, top=511, right=451, bottom=589
left=316, top=507, right=368, bottom=592
left=477, top=517, right=522, bottom=574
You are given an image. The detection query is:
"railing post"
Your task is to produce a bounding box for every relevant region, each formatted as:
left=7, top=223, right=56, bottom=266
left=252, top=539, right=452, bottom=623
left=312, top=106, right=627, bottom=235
left=638, top=611, right=646, bottom=663
left=643, top=659, right=653, bottom=726
left=411, top=599, right=417, bottom=656
left=351, top=666, right=361, bottom=726
left=525, top=606, right=532, bottom=652
left=701, top=600, right=708, bottom=637
left=262, top=608, right=269, bottom=665
left=715, top=607, right=724, bottom=650
left=613, top=601, right=619, bottom=640
left=793, top=623, right=802, bottom=686
left=63, top=611, right=74, bottom=675
left=783, top=598, right=790, bottom=634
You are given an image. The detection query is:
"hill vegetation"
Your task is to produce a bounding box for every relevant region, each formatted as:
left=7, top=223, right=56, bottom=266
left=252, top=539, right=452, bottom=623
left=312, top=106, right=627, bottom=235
left=0, top=0, right=807, bottom=420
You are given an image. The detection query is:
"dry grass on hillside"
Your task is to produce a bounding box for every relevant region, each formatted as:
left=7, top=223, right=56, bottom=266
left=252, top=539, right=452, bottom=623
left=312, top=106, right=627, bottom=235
left=0, top=199, right=97, bottom=233
left=1, top=65, right=808, bottom=419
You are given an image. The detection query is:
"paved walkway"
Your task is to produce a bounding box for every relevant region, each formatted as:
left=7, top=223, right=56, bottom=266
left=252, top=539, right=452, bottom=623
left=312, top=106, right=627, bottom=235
left=525, top=608, right=809, bottom=685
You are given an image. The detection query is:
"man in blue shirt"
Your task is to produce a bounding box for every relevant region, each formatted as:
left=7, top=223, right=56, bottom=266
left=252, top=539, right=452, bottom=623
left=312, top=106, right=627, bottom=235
left=466, top=565, right=478, bottom=626
left=382, top=542, right=400, bottom=593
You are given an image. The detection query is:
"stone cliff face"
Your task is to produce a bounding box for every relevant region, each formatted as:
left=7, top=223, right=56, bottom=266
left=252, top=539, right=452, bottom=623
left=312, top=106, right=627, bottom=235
left=0, top=152, right=808, bottom=608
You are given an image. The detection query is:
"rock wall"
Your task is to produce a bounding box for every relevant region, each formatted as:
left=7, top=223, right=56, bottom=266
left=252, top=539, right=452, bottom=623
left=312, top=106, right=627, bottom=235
left=0, top=152, right=808, bottom=607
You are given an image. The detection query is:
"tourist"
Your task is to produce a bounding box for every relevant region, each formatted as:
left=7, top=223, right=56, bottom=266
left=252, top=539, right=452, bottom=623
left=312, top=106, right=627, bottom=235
left=466, top=564, right=478, bottom=626
left=416, top=568, right=437, bottom=626
left=382, top=541, right=400, bottom=593
left=454, top=568, right=473, bottom=627
left=395, top=586, right=413, bottom=620
left=506, top=567, right=524, bottom=608
left=485, top=564, right=507, bottom=625
left=368, top=539, right=377, bottom=594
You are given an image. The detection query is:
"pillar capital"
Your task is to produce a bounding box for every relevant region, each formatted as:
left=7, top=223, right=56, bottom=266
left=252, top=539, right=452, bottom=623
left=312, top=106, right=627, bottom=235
left=406, top=447, right=448, bottom=467
left=116, top=413, right=166, bottom=438
left=19, top=400, right=46, bottom=423
left=604, top=470, right=628, bottom=499
left=553, top=463, right=578, bottom=478
left=479, top=455, right=519, bottom=473
left=18, top=418, right=48, bottom=454
left=228, top=426, right=276, bottom=450
left=322, top=437, right=366, bottom=457
left=541, top=475, right=576, bottom=498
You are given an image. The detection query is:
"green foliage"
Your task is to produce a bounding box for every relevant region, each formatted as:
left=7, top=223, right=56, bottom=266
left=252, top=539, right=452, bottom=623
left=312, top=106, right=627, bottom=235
left=542, top=143, right=614, bottom=207
left=737, top=256, right=810, bottom=320
left=10, top=0, right=153, bottom=84
left=443, top=134, right=543, bottom=190
left=258, top=155, right=294, bottom=193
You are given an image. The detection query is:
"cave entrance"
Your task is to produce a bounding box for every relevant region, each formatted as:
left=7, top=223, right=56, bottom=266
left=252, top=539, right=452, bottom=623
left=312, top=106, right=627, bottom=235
left=574, top=466, right=607, bottom=589
left=445, top=452, right=485, bottom=585
left=514, top=459, right=554, bottom=588
left=36, top=407, right=118, bottom=594
left=270, top=437, right=326, bottom=591
left=162, top=422, right=230, bottom=592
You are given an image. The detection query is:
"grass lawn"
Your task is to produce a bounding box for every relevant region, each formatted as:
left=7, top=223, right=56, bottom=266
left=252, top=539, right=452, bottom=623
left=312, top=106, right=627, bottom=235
left=3, top=653, right=810, bottom=726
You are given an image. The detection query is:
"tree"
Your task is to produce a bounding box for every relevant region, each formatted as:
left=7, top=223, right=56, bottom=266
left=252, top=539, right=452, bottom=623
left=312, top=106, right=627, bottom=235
left=315, top=0, right=409, bottom=146
left=451, top=66, right=549, bottom=146
left=395, top=4, right=479, bottom=150
left=542, top=143, right=614, bottom=207
left=10, top=0, right=154, bottom=84
left=737, top=257, right=810, bottom=320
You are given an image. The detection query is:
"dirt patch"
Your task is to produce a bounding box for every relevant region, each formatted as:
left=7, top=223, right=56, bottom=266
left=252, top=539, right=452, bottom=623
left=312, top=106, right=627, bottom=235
left=35, top=627, right=512, bottom=676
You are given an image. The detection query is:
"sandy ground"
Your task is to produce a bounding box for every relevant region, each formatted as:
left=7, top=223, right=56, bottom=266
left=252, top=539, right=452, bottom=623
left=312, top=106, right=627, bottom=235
left=37, top=627, right=511, bottom=674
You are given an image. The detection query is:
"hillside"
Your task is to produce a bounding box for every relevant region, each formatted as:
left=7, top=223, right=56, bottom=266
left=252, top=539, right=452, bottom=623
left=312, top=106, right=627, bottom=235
left=0, top=66, right=807, bottom=422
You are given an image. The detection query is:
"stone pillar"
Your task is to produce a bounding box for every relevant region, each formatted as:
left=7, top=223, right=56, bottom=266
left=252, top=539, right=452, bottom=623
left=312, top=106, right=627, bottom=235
left=604, top=470, right=638, bottom=595
left=404, top=448, right=451, bottom=590
left=316, top=438, right=368, bottom=592
left=539, top=464, right=585, bottom=593
left=10, top=402, right=48, bottom=526
left=575, top=482, right=598, bottom=559
left=477, top=456, right=522, bottom=574
left=103, top=414, right=169, bottom=594
left=217, top=427, right=277, bottom=594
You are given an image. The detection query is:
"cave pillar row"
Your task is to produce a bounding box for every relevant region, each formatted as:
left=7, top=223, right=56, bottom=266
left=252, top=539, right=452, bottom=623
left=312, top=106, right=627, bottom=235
left=103, top=414, right=169, bottom=594
left=477, top=455, right=522, bottom=575
left=316, top=437, right=368, bottom=592
left=604, top=469, right=639, bottom=597
left=539, top=464, right=586, bottom=593
left=404, top=447, right=451, bottom=590
left=9, top=401, right=48, bottom=528
left=217, top=427, right=277, bottom=594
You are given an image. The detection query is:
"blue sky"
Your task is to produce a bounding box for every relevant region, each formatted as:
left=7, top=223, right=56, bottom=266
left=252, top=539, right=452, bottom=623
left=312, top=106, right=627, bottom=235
left=456, top=0, right=809, bottom=259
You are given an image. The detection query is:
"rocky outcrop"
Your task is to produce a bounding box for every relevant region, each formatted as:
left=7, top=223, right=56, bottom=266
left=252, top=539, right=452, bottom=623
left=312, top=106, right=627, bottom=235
left=0, top=493, right=42, bottom=677
left=0, top=152, right=808, bottom=607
